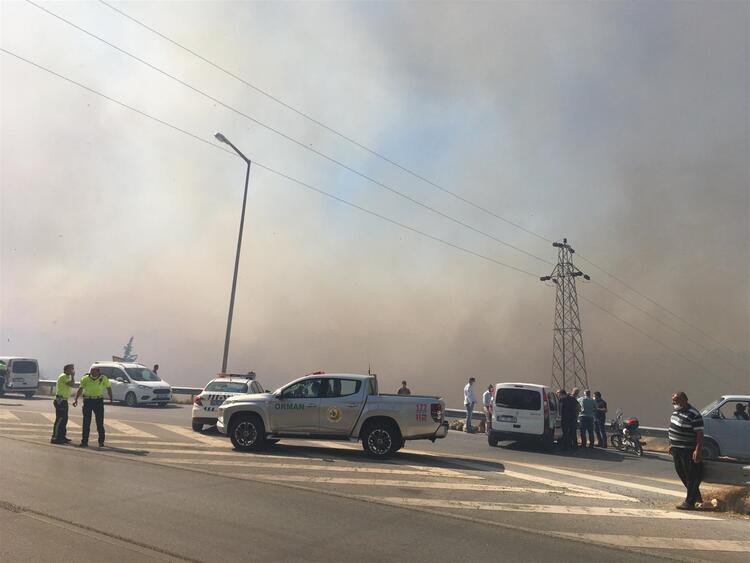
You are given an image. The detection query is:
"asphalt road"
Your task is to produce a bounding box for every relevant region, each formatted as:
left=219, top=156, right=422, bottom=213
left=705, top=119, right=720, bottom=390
left=2, top=396, right=748, bottom=562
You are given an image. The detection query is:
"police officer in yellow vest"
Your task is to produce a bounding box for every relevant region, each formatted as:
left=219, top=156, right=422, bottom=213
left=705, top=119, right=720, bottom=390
left=72, top=366, right=113, bottom=448
left=50, top=364, right=75, bottom=444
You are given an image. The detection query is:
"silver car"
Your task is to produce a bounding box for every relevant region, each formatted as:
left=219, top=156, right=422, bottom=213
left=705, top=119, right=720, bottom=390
left=701, top=395, right=750, bottom=460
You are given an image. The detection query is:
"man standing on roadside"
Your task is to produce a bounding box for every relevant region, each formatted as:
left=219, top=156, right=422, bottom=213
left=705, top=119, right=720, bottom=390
left=463, top=377, right=476, bottom=433
left=51, top=364, right=75, bottom=444
left=559, top=390, right=578, bottom=450
left=578, top=390, right=597, bottom=448
left=72, top=367, right=113, bottom=448
left=669, top=391, right=704, bottom=510
left=594, top=391, right=608, bottom=447
left=397, top=381, right=411, bottom=395
left=482, top=384, right=494, bottom=433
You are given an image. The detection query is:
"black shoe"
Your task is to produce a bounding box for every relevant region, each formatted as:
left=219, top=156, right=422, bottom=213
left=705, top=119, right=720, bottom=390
left=675, top=501, right=694, bottom=510
left=98, top=442, right=105, bottom=448
left=50, top=439, right=65, bottom=444
left=78, top=442, right=88, bottom=448
left=64, top=438, right=72, bottom=443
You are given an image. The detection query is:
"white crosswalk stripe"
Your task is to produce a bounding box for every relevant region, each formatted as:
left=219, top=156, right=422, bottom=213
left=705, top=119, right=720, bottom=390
left=554, top=534, right=750, bottom=552
left=248, top=474, right=615, bottom=499
left=106, top=419, right=155, bottom=438
left=39, top=412, right=81, bottom=429
left=0, top=409, right=20, bottom=420
left=155, top=424, right=224, bottom=445
left=359, top=497, right=716, bottom=520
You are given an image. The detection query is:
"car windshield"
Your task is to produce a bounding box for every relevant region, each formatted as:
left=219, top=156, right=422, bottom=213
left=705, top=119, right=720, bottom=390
left=701, top=398, right=723, bottom=416
left=205, top=381, right=248, bottom=393
left=125, top=368, right=161, bottom=382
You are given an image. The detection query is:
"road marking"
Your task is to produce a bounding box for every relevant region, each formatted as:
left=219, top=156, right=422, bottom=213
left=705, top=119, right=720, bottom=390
left=0, top=410, right=20, bottom=420
left=106, top=420, right=155, bottom=438
left=361, top=497, right=716, bottom=520
left=555, top=534, right=750, bottom=552
left=0, top=429, right=131, bottom=438
left=507, top=461, right=685, bottom=498
left=155, top=424, right=225, bottom=445
left=448, top=459, right=637, bottom=502
left=250, top=474, right=610, bottom=498
left=151, top=458, right=483, bottom=478
left=144, top=448, right=312, bottom=461
left=39, top=412, right=81, bottom=429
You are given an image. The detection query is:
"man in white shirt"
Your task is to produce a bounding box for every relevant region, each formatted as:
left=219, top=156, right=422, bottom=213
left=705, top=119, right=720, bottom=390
left=464, top=377, right=477, bottom=433
left=482, top=384, right=494, bottom=434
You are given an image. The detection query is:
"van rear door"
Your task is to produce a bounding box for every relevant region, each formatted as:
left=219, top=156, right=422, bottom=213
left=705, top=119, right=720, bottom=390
left=494, top=386, right=544, bottom=436
left=9, top=359, right=39, bottom=390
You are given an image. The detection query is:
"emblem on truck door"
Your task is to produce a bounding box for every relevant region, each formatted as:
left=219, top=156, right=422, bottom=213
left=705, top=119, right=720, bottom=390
left=327, top=406, right=342, bottom=422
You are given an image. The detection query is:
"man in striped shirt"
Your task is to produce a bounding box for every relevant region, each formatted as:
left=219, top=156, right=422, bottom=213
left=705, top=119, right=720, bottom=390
left=668, top=391, right=704, bottom=510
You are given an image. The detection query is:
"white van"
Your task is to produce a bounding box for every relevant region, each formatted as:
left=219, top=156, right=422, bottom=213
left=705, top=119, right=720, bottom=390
left=0, top=357, right=40, bottom=398
left=90, top=362, right=172, bottom=407
left=488, top=382, right=560, bottom=449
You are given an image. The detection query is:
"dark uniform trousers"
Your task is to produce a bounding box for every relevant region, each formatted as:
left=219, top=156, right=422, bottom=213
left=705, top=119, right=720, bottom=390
left=82, top=397, right=105, bottom=445
left=561, top=418, right=577, bottom=449
left=52, top=398, right=68, bottom=440
left=672, top=448, right=703, bottom=505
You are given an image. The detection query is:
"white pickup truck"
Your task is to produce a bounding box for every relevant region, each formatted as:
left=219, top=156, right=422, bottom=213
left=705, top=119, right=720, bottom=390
left=217, top=373, right=448, bottom=458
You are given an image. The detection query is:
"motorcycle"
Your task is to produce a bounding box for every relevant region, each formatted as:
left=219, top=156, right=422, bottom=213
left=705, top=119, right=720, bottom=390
left=610, top=410, right=643, bottom=456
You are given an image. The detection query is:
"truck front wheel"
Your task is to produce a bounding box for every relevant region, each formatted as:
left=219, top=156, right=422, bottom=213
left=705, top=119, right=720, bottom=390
left=362, top=422, right=399, bottom=459
left=229, top=414, right=266, bottom=451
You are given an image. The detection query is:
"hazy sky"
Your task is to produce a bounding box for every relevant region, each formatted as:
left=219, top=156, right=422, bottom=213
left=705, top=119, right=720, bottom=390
left=1, top=1, right=748, bottom=423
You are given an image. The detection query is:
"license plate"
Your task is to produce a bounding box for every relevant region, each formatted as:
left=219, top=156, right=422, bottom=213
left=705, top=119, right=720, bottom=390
left=499, top=415, right=517, bottom=423
left=210, top=399, right=224, bottom=406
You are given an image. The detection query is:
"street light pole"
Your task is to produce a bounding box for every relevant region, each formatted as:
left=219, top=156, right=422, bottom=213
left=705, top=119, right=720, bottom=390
left=215, top=133, right=251, bottom=374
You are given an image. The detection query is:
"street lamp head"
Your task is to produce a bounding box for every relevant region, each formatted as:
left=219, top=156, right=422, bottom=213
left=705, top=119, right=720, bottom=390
left=214, top=132, right=229, bottom=144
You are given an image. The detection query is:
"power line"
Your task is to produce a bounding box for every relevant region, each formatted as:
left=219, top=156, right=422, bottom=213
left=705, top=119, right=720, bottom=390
left=0, top=47, right=539, bottom=281
left=97, top=0, right=554, bottom=247
left=26, top=0, right=553, bottom=270
left=94, top=0, right=749, bottom=366
left=0, top=46, right=729, bottom=382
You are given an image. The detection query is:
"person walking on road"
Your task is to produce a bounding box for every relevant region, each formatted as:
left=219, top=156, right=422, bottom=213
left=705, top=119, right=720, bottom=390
left=669, top=391, right=705, bottom=510
left=594, top=391, right=608, bottom=447
left=463, top=377, right=477, bottom=433
left=73, top=367, right=113, bottom=448
left=559, top=390, right=578, bottom=450
left=578, top=389, right=596, bottom=448
left=482, top=385, right=494, bottom=433
left=51, top=364, right=75, bottom=444
left=397, top=381, right=411, bottom=395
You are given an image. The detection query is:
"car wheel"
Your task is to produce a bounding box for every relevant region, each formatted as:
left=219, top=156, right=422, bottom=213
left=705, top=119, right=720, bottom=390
left=125, top=392, right=137, bottom=408
left=702, top=439, right=720, bottom=461
left=229, top=414, right=266, bottom=451
left=24, top=392, right=34, bottom=399
left=488, top=435, right=499, bottom=447
left=362, top=421, right=400, bottom=458
left=192, top=421, right=203, bottom=432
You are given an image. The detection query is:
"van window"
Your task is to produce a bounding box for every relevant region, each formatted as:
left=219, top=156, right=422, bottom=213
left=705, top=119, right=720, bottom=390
left=496, top=388, right=541, bottom=411
left=11, top=361, right=38, bottom=374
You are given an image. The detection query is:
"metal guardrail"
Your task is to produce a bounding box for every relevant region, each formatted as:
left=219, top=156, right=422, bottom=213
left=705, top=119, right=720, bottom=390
left=39, top=380, right=203, bottom=395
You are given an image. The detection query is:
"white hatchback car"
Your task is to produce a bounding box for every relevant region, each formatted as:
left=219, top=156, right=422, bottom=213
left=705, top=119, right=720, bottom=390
left=91, top=362, right=172, bottom=407
left=192, top=374, right=265, bottom=432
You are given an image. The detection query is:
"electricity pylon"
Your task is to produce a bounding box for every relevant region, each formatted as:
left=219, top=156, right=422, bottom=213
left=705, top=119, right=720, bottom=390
left=540, top=238, right=591, bottom=391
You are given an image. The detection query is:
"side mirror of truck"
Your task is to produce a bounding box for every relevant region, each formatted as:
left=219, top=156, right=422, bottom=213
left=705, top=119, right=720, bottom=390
left=710, top=410, right=721, bottom=419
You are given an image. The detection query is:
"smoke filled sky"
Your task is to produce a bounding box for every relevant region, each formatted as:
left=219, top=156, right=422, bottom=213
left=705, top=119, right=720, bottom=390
left=1, top=1, right=748, bottom=423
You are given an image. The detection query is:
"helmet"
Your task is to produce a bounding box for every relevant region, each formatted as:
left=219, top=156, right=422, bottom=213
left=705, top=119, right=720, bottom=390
left=624, top=417, right=639, bottom=430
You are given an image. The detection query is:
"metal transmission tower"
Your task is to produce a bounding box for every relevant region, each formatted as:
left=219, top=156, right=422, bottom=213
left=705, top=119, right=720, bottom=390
left=540, top=239, right=591, bottom=391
